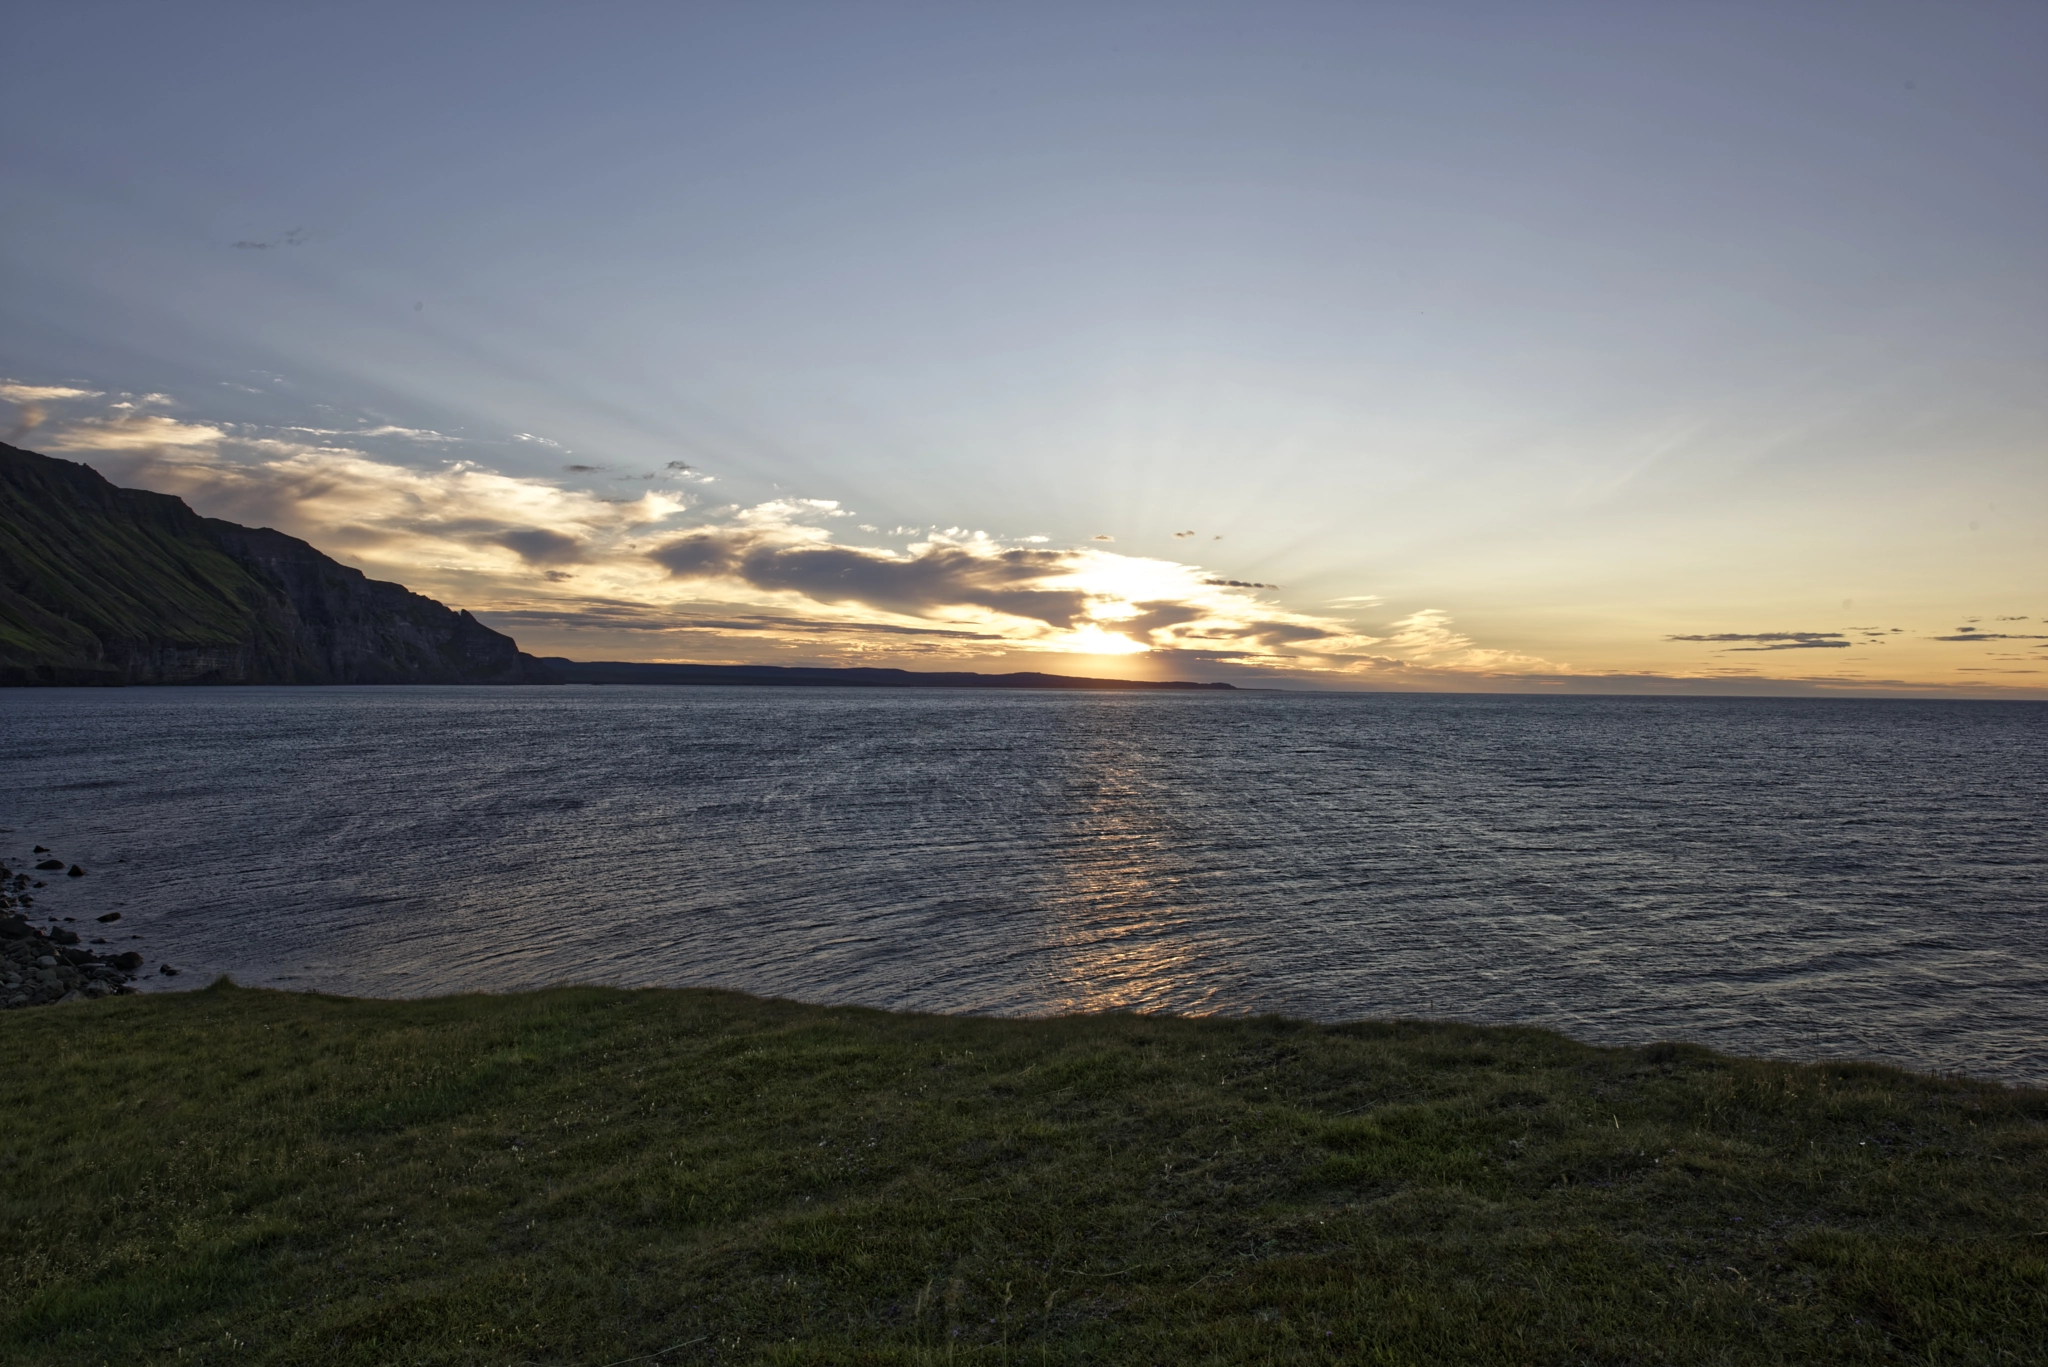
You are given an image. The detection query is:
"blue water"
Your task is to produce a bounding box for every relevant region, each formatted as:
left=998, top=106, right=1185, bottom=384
left=3, top=686, right=2043, bottom=1082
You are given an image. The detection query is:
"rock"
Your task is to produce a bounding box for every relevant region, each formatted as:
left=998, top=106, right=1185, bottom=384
left=32, top=845, right=48, bottom=853
left=97, top=912, right=121, bottom=923
left=67, top=865, right=86, bottom=877
left=49, top=928, right=79, bottom=946
left=159, top=964, right=179, bottom=976
left=0, top=917, right=30, bottom=940
left=35, top=859, right=64, bottom=871
left=111, top=951, right=144, bottom=972
left=36, top=956, right=57, bottom=968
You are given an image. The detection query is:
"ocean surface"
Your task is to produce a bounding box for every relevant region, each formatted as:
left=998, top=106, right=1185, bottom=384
left=3, top=686, right=2043, bottom=1082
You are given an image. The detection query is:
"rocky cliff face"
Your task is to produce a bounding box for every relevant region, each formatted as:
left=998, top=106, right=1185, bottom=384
left=0, top=443, right=554, bottom=686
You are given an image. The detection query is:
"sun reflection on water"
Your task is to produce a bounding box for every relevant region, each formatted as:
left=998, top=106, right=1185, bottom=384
left=1036, top=759, right=1231, bottom=1015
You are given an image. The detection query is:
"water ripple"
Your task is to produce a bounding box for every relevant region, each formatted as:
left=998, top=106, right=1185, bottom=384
left=2, top=686, right=2042, bottom=1081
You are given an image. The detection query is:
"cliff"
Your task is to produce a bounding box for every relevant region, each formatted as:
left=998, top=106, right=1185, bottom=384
left=0, top=443, right=552, bottom=686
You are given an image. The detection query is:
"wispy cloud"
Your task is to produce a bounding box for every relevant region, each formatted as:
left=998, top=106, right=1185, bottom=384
left=1668, top=631, right=1852, bottom=651
left=45, top=414, right=226, bottom=449
left=2, top=382, right=103, bottom=403
left=1382, top=609, right=1565, bottom=671
left=230, top=227, right=307, bottom=250
left=280, top=424, right=461, bottom=444
left=2, top=380, right=106, bottom=442
left=1932, top=632, right=2048, bottom=642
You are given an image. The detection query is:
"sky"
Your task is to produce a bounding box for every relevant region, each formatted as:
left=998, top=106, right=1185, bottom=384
left=4, top=1, right=2043, bottom=694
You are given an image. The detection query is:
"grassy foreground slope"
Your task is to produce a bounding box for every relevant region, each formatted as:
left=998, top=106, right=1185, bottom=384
left=2, top=985, right=2043, bottom=1366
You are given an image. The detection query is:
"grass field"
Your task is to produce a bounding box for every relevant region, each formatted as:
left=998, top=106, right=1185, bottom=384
left=3, top=980, right=2044, bottom=1365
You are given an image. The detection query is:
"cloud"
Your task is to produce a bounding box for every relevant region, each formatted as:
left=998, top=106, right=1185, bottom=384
left=1932, top=632, right=2048, bottom=642
left=2, top=382, right=102, bottom=403
left=497, top=528, right=586, bottom=565
left=650, top=530, right=1095, bottom=629
left=1385, top=609, right=1475, bottom=656
left=3, top=380, right=108, bottom=442
left=486, top=604, right=1011, bottom=641
left=46, top=415, right=686, bottom=605
left=356, top=425, right=458, bottom=443
left=1668, top=631, right=1851, bottom=650
left=231, top=228, right=306, bottom=250
left=46, top=415, right=226, bottom=449
left=278, top=424, right=460, bottom=444
left=30, top=384, right=1591, bottom=679
left=1724, top=641, right=1854, bottom=651
left=633, top=506, right=1392, bottom=663
left=1377, top=609, right=1566, bottom=672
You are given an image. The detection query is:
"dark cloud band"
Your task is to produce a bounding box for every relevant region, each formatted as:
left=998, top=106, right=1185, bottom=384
left=1669, top=631, right=1851, bottom=650
left=649, top=530, right=1091, bottom=628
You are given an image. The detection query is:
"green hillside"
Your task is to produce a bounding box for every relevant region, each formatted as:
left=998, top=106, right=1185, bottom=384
left=0, top=443, right=547, bottom=685
left=0, top=444, right=272, bottom=682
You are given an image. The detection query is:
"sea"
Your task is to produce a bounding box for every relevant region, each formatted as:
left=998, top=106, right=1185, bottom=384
left=3, top=686, right=2043, bottom=1083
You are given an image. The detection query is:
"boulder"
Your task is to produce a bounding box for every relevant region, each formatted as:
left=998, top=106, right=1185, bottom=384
left=35, top=859, right=64, bottom=871
left=111, top=951, right=144, bottom=972
left=97, top=912, right=121, bottom=923
left=67, top=865, right=86, bottom=877
left=49, top=928, right=79, bottom=946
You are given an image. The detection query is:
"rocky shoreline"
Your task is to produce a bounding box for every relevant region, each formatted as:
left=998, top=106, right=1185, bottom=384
left=1, top=848, right=169, bottom=1008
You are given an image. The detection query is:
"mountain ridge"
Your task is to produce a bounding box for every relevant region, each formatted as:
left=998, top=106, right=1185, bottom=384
left=0, top=442, right=550, bottom=685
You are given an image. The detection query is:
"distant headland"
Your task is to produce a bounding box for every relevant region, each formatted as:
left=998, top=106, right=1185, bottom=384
left=539, top=659, right=1235, bottom=690
left=0, top=444, right=1232, bottom=692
